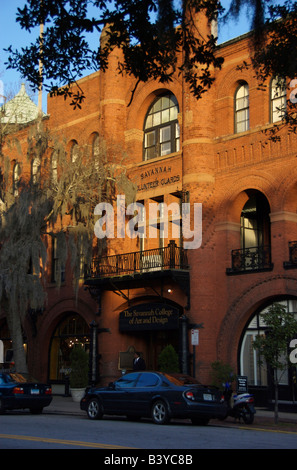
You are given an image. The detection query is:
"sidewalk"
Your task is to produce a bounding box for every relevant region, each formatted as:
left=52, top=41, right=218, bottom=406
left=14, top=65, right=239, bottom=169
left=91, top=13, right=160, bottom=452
left=45, top=395, right=297, bottom=431
left=46, top=395, right=84, bottom=416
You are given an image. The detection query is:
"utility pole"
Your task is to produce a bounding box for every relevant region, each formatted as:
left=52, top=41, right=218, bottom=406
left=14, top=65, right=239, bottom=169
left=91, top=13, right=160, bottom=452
left=38, top=1, right=44, bottom=115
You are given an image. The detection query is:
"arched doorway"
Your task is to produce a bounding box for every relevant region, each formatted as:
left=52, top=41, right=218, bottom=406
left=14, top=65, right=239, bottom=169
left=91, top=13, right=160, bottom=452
left=239, top=298, right=297, bottom=406
left=49, top=313, right=90, bottom=389
left=241, top=190, right=270, bottom=251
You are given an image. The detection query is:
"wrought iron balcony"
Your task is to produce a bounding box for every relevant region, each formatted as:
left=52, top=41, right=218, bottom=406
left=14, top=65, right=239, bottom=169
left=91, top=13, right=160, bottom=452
left=284, top=241, right=297, bottom=269
left=226, top=245, right=273, bottom=274
left=86, top=241, right=189, bottom=279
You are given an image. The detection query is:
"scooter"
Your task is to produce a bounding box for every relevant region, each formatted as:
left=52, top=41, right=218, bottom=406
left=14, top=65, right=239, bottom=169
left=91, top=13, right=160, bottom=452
left=221, top=382, right=256, bottom=424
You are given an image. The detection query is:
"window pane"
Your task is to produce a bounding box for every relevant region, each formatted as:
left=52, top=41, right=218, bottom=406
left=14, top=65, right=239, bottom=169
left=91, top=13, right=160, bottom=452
left=152, top=111, right=161, bottom=127
left=116, top=373, right=139, bottom=388
left=271, top=81, right=286, bottom=123
left=170, top=106, right=178, bottom=121
left=145, top=114, right=153, bottom=129
left=136, top=373, right=159, bottom=387
left=145, top=131, right=155, bottom=147
left=161, top=108, right=170, bottom=123
left=236, top=84, right=249, bottom=100
left=145, top=147, right=156, bottom=160
left=161, top=142, right=171, bottom=156
left=169, top=95, right=178, bottom=107
left=236, top=96, right=249, bottom=111
left=236, top=109, right=249, bottom=132
left=162, top=96, right=170, bottom=109
left=160, top=125, right=171, bottom=143
left=153, top=99, right=162, bottom=113
left=236, top=120, right=248, bottom=133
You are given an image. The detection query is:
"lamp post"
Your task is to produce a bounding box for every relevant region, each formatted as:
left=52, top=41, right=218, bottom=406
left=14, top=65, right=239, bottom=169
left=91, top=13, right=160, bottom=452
left=179, top=315, right=189, bottom=374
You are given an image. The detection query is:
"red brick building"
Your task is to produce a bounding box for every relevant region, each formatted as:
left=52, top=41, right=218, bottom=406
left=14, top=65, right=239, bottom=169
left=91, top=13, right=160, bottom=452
left=1, top=16, right=297, bottom=406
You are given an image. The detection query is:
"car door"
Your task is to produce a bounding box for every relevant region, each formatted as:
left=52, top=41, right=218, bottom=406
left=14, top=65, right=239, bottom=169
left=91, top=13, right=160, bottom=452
left=131, top=372, right=161, bottom=415
left=101, top=372, right=139, bottom=414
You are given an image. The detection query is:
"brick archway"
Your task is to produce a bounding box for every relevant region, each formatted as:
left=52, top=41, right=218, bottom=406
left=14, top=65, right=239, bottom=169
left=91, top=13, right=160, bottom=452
left=217, top=275, right=297, bottom=367
left=34, top=296, right=96, bottom=382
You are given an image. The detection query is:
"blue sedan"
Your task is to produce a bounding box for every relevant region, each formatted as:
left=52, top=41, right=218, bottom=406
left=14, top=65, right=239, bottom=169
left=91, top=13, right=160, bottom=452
left=0, top=372, right=52, bottom=414
left=80, top=371, right=227, bottom=425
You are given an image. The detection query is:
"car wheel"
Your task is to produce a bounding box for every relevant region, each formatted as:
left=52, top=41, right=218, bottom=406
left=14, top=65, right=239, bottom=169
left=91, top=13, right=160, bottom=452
left=87, top=398, right=103, bottom=420
left=191, top=417, right=209, bottom=425
left=151, top=400, right=169, bottom=425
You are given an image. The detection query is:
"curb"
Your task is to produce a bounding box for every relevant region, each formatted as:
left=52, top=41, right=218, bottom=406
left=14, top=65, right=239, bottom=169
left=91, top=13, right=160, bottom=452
left=45, top=399, right=297, bottom=432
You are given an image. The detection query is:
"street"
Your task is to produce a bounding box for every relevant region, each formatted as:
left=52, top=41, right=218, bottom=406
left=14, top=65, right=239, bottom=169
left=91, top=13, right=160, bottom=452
left=0, top=411, right=297, bottom=452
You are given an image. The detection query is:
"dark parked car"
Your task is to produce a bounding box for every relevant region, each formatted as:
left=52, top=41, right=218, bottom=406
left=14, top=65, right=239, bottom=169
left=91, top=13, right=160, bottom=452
left=80, top=371, right=227, bottom=425
left=0, top=372, right=52, bottom=414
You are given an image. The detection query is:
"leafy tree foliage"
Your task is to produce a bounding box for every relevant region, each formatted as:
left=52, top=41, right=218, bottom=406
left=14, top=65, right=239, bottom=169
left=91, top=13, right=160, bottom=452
left=5, top=0, right=224, bottom=107
left=6, top=1, right=296, bottom=113
left=0, top=118, right=135, bottom=373
left=252, top=303, right=297, bottom=424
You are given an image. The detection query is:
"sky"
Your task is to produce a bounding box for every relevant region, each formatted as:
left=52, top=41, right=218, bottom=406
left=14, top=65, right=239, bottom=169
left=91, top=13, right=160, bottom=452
left=0, top=0, right=254, bottom=113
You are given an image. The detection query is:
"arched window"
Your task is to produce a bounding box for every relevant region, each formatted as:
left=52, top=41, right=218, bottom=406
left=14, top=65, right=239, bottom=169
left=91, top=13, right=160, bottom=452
left=270, top=77, right=286, bottom=123
left=31, top=157, right=41, bottom=185
left=143, top=94, right=180, bottom=160
left=13, top=163, right=21, bottom=196
left=51, top=151, right=58, bottom=183
left=241, top=192, right=270, bottom=251
left=239, top=190, right=271, bottom=271
left=92, top=133, right=100, bottom=158
left=70, top=141, right=79, bottom=162
left=235, top=83, right=249, bottom=133
left=229, top=190, right=272, bottom=273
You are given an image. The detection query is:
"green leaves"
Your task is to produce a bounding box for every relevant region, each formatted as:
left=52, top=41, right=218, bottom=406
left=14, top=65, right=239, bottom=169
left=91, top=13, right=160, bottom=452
left=253, top=303, right=297, bottom=374
left=6, top=0, right=224, bottom=107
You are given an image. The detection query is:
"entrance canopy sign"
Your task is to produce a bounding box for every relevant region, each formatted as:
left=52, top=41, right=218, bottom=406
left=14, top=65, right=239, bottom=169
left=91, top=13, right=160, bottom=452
left=119, top=303, right=180, bottom=331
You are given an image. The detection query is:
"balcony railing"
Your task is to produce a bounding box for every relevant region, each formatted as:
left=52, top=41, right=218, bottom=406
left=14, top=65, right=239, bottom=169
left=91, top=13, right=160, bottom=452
left=227, top=245, right=273, bottom=274
left=284, top=241, right=297, bottom=269
left=86, top=241, right=189, bottom=279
